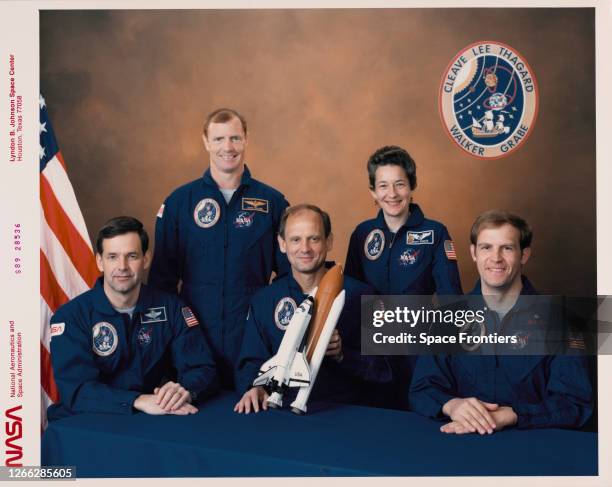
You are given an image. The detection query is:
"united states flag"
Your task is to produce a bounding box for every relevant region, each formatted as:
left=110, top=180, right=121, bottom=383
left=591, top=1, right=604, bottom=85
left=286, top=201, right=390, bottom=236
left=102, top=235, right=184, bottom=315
left=39, top=95, right=99, bottom=428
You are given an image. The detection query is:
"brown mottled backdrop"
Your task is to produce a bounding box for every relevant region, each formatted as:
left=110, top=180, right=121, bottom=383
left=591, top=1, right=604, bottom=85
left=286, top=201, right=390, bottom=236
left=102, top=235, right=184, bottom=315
left=40, top=8, right=595, bottom=295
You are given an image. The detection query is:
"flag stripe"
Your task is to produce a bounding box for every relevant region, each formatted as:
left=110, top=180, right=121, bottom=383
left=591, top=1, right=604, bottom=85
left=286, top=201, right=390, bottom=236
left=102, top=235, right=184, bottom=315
left=40, top=250, right=70, bottom=313
left=42, top=154, right=92, bottom=249
left=40, top=173, right=98, bottom=287
left=41, top=212, right=91, bottom=299
left=41, top=299, right=53, bottom=348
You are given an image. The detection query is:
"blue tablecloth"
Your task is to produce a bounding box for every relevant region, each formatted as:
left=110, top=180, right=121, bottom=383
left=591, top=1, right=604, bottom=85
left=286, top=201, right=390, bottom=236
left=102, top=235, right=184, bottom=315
left=42, top=392, right=598, bottom=477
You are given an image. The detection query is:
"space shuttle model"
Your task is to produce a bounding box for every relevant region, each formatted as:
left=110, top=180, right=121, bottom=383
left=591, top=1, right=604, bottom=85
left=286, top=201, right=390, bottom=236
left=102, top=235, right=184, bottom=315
left=252, top=264, right=346, bottom=414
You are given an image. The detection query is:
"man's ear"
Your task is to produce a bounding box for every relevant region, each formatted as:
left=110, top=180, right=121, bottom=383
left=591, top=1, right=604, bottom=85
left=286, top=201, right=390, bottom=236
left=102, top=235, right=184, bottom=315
left=202, top=134, right=210, bottom=152
left=95, top=253, right=104, bottom=273
left=326, top=233, right=334, bottom=253
left=520, top=247, right=531, bottom=266
left=143, top=250, right=152, bottom=270
left=469, top=244, right=477, bottom=263
left=277, top=234, right=287, bottom=254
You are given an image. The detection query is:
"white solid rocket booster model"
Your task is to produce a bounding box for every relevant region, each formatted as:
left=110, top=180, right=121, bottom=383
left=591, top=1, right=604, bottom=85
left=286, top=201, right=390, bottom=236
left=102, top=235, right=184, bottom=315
left=252, top=264, right=346, bottom=414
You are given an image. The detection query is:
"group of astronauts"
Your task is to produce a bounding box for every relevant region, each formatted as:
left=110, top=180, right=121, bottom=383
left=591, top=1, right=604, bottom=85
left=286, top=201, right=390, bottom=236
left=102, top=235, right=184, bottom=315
left=48, top=108, right=594, bottom=435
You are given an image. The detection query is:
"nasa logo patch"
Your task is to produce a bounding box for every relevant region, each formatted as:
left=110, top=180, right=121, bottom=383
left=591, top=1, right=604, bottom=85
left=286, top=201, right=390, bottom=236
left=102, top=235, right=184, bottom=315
left=364, top=229, right=385, bottom=261
left=509, top=330, right=532, bottom=350
left=234, top=211, right=255, bottom=229
left=194, top=198, right=221, bottom=228
left=137, top=326, right=153, bottom=346
left=439, top=41, right=538, bottom=159
left=50, top=322, right=65, bottom=338
left=92, top=322, right=118, bottom=357
left=399, top=248, right=420, bottom=266
left=274, top=297, right=297, bottom=331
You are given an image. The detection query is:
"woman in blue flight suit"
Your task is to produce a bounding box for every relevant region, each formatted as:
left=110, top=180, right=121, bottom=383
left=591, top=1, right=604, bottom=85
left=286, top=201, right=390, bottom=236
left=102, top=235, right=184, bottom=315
left=345, top=146, right=463, bottom=408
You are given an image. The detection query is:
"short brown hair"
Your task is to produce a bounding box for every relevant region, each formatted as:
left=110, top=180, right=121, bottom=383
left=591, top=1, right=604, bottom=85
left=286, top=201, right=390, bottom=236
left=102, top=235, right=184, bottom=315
left=96, top=216, right=149, bottom=254
left=470, top=210, right=533, bottom=250
left=279, top=204, right=332, bottom=239
left=203, top=108, right=248, bottom=137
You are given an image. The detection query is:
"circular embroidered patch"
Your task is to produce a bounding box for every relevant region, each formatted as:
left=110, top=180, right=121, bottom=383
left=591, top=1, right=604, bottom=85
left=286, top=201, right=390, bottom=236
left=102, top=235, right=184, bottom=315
left=92, top=322, right=118, bottom=357
left=274, top=297, right=297, bottom=331
left=439, top=41, right=538, bottom=159
left=194, top=198, right=221, bottom=228
left=364, top=229, right=385, bottom=261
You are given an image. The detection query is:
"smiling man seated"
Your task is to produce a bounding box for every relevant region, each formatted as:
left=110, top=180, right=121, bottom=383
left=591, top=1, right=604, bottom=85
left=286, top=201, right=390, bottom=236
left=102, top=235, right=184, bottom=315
left=48, top=216, right=218, bottom=420
left=409, top=210, right=593, bottom=434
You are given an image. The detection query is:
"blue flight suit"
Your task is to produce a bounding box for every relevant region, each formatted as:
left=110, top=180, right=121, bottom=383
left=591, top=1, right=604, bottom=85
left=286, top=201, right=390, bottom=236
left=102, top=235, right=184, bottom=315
left=409, top=278, right=594, bottom=429
left=149, top=166, right=289, bottom=387
left=48, top=278, right=218, bottom=420
left=345, top=204, right=462, bottom=295
left=235, top=267, right=392, bottom=404
left=345, top=204, right=463, bottom=408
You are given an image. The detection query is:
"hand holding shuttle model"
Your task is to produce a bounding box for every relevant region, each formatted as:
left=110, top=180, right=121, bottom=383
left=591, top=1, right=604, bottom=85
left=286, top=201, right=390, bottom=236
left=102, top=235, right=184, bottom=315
left=253, top=265, right=345, bottom=414
left=235, top=265, right=346, bottom=414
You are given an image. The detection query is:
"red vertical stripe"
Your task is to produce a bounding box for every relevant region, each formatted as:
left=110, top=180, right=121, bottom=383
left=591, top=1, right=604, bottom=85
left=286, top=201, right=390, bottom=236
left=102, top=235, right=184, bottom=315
left=41, top=343, right=59, bottom=403
left=40, top=173, right=99, bottom=287
left=40, top=250, right=70, bottom=311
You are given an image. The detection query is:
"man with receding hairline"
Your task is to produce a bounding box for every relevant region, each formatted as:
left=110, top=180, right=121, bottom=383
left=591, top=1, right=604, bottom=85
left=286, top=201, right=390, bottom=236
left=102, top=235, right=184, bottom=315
left=149, top=108, right=289, bottom=389
left=234, top=204, right=391, bottom=413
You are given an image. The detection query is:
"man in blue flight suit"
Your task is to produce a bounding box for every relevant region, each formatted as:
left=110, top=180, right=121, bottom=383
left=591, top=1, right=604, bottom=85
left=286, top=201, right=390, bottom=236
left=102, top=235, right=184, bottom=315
left=409, top=210, right=593, bottom=433
left=149, top=108, right=289, bottom=389
left=48, top=217, right=218, bottom=419
left=234, top=204, right=392, bottom=413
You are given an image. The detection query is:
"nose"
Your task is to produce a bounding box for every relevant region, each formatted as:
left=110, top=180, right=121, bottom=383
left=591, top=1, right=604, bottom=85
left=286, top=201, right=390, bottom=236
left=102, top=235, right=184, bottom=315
left=118, top=256, right=129, bottom=269
left=222, top=137, right=234, bottom=151
left=299, top=240, right=311, bottom=253
left=388, top=185, right=397, bottom=197
left=492, top=247, right=503, bottom=261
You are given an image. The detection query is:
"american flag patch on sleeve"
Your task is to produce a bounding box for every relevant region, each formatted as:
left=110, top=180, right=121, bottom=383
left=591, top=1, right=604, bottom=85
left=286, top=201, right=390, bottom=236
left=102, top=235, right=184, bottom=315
left=182, top=307, right=199, bottom=327
left=444, top=240, right=457, bottom=261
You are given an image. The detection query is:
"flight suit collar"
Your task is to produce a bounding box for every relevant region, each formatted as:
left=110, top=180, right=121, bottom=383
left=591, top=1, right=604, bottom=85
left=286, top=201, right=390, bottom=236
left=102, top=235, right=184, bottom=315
left=374, top=203, right=425, bottom=232
left=90, top=277, right=155, bottom=316
left=286, top=261, right=338, bottom=297
left=469, top=275, right=538, bottom=297
left=202, top=164, right=253, bottom=189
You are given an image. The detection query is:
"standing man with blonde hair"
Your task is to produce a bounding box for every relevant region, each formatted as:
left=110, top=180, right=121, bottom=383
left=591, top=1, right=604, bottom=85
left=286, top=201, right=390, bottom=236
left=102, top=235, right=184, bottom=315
left=150, top=108, right=289, bottom=389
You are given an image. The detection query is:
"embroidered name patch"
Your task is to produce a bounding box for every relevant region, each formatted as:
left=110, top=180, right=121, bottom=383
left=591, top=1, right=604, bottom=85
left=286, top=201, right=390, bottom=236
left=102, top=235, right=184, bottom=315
left=141, top=307, right=167, bottom=324
left=242, top=198, right=269, bottom=213
left=406, top=230, right=434, bottom=245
